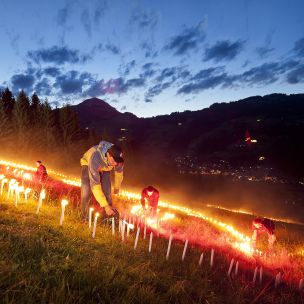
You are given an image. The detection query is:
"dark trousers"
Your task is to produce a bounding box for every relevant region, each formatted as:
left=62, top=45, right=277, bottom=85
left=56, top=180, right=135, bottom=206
left=81, top=166, right=113, bottom=217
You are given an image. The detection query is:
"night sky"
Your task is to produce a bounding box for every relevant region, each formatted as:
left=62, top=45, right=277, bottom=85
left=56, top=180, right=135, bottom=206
left=0, top=0, right=303, bottom=117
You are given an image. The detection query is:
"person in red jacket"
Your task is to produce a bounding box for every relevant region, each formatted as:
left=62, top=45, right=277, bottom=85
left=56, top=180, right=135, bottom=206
left=141, top=186, right=159, bottom=217
left=251, top=218, right=276, bottom=251
left=35, top=160, right=48, bottom=183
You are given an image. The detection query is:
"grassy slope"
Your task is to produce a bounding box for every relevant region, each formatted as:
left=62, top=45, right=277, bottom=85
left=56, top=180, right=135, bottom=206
left=0, top=194, right=303, bottom=304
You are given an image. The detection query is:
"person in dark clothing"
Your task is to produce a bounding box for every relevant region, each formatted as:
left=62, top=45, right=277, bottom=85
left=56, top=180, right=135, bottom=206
left=35, top=160, right=48, bottom=183
left=141, top=186, right=159, bottom=217
left=251, top=218, right=276, bottom=250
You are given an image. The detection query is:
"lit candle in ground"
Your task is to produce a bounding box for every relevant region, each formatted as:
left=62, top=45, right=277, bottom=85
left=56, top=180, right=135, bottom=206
left=127, top=221, right=130, bottom=237
left=134, top=227, right=140, bottom=250
left=166, top=234, right=173, bottom=260
left=275, top=272, right=281, bottom=288
left=259, top=267, right=263, bottom=284
left=228, top=258, right=235, bottom=276
left=119, top=219, right=122, bottom=233
left=182, top=239, right=188, bottom=261
left=36, top=189, right=46, bottom=214
left=60, top=199, right=69, bottom=226
left=15, top=186, right=24, bottom=206
left=112, top=217, right=115, bottom=235
left=1, top=178, right=8, bottom=195
left=7, top=180, right=17, bottom=199
left=88, top=207, right=94, bottom=228
left=235, top=261, right=239, bottom=276
left=252, top=267, right=258, bottom=284
left=92, top=212, right=99, bottom=237
left=199, top=252, right=204, bottom=266
left=149, top=232, right=153, bottom=253
left=24, top=188, right=31, bottom=201
left=143, top=224, right=147, bottom=239
left=210, top=249, right=215, bottom=267
left=121, top=221, right=125, bottom=241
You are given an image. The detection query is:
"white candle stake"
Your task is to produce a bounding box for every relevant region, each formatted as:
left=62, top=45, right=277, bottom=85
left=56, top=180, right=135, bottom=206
left=235, top=261, right=239, bottom=276
left=210, top=249, right=215, bottom=267
left=88, top=207, right=94, bottom=228
left=227, top=258, right=235, bottom=276
left=149, top=232, right=153, bottom=253
left=1, top=178, right=8, bottom=195
left=299, top=278, right=304, bottom=290
left=259, top=267, right=263, bottom=284
left=275, top=272, right=281, bottom=288
left=166, top=234, right=173, bottom=261
left=36, top=190, right=46, bottom=214
left=119, top=219, right=122, bottom=233
left=60, top=199, right=68, bottom=226
left=182, top=239, right=189, bottom=261
left=134, top=227, right=140, bottom=250
left=199, top=252, right=204, bottom=266
left=144, top=224, right=147, bottom=239
left=127, top=222, right=130, bottom=237
left=121, top=221, right=125, bottom=241
left=25, top=188, right=31, bottom=201
left=92, top=212, right=99, bottom=237
left=112, top=217, right=115, bottom=235
left=252, top=267, right=258, bottom=284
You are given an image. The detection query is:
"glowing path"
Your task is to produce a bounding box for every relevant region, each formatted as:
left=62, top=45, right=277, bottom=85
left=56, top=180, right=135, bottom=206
left=0, top=159, right=256, bottom=255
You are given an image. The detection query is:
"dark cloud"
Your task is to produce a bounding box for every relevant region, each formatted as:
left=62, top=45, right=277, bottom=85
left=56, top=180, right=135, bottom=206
left=204, top=40, right=244, bottom=62
left=165, top=20, right=206, bottom=55
left=5, top=29, right=20, bottom=54
left=43, top=67, right=61, bottom=77
left=83, top=75, right=145, bottom=97
left=28, top=46, right=91, bottom=65
left=140, top=62, right=157, bottom=78
left=256, top=47, right=274, bottom=58
left=178, top=73, right=231, bottom=94
left=145, top=82, right=171, bottom=102
left=293, top=38, right=304, bottom=57
left=55, top=70, right=94, bottom=94
left=156, top=66, right=190, bottom=83
left=11, top=74, right=35, bottom=93
left=56, top=6, right=70, bottom=27
left=119, top=60, right=136, bottom=76
left=130, top=11, right=158, bottom=29
left=81, top=9, right=92, bottom=38
left=34, top=78, right=52, bottom=96
left=177, top=59, right=300, bottom=95
left=105, top=43, right=120, bottom=55
left=94, top=0, right=108, bottom=27
left=286, top=63, right=304, bottom=84
left=240, top=62, right=285, bottom=85
left=140, top=42, right=158, bottom=58
left=191, top=67, right=224, bottom=81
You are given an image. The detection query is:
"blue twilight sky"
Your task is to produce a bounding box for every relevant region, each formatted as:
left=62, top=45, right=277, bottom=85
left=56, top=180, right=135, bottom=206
left=0, top=0, right=303, bottom=117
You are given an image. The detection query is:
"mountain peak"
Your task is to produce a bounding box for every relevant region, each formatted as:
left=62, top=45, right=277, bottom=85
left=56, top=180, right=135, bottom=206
left=78, top=97, right=120, bottom=114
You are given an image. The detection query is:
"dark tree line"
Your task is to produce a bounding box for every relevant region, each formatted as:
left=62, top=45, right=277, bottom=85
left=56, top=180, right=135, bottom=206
left=0, top=88, right=97, bottom=169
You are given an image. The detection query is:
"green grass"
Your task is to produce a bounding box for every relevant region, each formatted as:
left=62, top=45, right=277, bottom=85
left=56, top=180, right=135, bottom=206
left=0, top=193, right=303, bottom=304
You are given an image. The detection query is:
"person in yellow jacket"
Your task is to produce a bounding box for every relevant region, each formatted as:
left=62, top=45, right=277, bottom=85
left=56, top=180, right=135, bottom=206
left=80, top=140, right=124, bottom=218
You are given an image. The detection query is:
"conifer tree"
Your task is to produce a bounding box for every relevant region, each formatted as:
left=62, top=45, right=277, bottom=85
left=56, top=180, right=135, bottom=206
left=12, top=90, right=31, bottom=148
left=59, top=104, right=80, bottom=146
left=1, top=87, right=15, bottom=118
